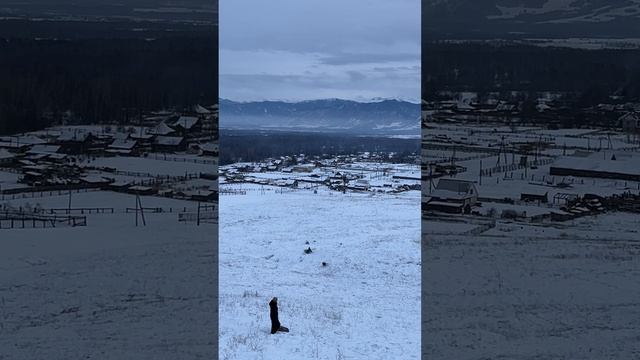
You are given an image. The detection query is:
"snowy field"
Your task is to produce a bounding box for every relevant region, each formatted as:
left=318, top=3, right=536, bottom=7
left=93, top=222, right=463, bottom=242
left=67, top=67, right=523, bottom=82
left=79, top=156, right=214, bottom=177
left=423, top=212, right=640, bottom=359
left=0, top=190, right=217, bottom=359
left=219, top=184, right=420, bottom=359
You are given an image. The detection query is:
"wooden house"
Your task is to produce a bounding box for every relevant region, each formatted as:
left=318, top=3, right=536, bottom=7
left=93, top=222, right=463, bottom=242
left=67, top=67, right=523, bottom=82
left=620, top=112, right=640, bottom=132
left=153, top=136, right=187, bottom=153
left=172, top=116, right=202, bottom=136
left=424, top=179, right=478, bottom=214
left=107, top=139, right=140, bottom=156
left=57, top=131, right=96, bottom=154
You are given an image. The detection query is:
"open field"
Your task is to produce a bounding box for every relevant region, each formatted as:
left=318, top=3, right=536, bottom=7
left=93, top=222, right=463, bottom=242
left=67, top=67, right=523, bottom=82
left=219, top=183, right=420, bottom=360
left=0, top=189, right=216, bottom=359
left=424, top=212, right=640, bottom=359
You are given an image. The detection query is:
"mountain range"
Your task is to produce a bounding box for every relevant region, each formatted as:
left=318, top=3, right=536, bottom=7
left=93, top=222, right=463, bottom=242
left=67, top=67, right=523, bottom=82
left=219, top=99, right=420, bottom=136
left=424, top=0, right=640, bottom=39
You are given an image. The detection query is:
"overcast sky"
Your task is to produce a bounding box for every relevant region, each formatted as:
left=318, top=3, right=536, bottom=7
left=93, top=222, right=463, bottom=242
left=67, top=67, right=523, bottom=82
left=220, top=0, right=420, bottom=102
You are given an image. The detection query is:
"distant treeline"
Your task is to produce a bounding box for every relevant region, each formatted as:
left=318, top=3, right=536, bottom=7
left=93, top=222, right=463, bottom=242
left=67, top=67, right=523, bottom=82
left=423, top=42, right=640, bottom=104
left=219, top=131, right=420, bottom=165
left=0, top=26, right=217, bottom=135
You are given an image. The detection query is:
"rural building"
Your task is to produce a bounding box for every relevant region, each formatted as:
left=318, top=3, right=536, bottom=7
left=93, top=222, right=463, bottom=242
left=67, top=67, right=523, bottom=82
left=193, top=104, right=211, bottom=115
left=620, top=112, right=640, bottom=132
left=28, top=144, right=61, bottom=155
left=180, top=190, right=217, bottom=202
left=107, top=139, right=139, bottom=156
left=550, top=152, right=640, bottom=181
left=0, top=149, right=16, bottom=166
left=172, top=116, right=201, bottom=135
left=197, top=143, right=218, bottom=157
left=0, top=140, right=31, bottom=152
left=26, top=145, right=67, bottom=162
left=129, top=133, right=155, bottom=151
left=424, top=178, right=479, bottom=214
left=127, top=185, right=156, bottom=196
left=521, top=191, right=548, bottom=203
left=153, top=136, right=187, bottom=152
left=107, top=180, right=133, bottom=192
left=351, top=179, right=370, bottom=191
left=56, top=131, right=96, bottom=154
left=151, top=121, right=176, bottom=136
left=292, top=165, right=314, bottom=173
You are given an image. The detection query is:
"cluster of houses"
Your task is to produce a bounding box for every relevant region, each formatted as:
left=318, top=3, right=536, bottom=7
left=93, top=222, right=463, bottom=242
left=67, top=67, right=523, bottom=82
left=0, top=106, right=218, bottom=192
left=221, top=153, right=420, bottom=193
left=425, top=91, right=640, bottom=132
left=422, top=174, right=636, bottom=223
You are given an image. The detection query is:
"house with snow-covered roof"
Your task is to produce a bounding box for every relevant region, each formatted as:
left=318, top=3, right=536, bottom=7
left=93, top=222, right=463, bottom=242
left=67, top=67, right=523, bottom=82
left=107, top=139, right=139, bottom=156
left=153, top=136, right=186, bottom=152
left=196, top=143, right=218, bottom=157
left=424, top=178, right=478, bottom=214
left=172, top=116, right=201, bottom=135
left=194, top=104, right=211, bottom=114
left=150, top=121, right=176, bottom=136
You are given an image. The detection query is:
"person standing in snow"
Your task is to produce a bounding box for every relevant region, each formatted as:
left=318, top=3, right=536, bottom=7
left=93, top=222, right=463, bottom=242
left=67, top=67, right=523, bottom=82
left=269, top=297, right=289, bottom=334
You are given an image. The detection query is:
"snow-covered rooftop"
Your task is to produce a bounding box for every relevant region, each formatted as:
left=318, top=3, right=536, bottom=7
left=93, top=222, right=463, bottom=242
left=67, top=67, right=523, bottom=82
left=173, top=116, right=199, bottom=130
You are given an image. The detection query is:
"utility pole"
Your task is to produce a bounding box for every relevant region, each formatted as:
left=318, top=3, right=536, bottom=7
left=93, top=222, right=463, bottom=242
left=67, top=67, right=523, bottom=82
left=197, top=202, right=201, bottom=226
left=135, top=194, right=146, bottom=226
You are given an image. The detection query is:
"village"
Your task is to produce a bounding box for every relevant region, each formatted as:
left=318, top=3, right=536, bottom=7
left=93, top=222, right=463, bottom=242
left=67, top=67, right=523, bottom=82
left=422, top=91, right=640, bottom=234
left=0, top=104, right=218, bottom=229
left=219, top=151, right=420, bottom=196
left=422, top=93, right=640, bottom=359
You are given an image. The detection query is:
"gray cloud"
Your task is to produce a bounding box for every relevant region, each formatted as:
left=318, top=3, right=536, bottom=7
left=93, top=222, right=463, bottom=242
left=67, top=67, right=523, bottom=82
left=219, top=0, right=420, bottom=102
left=347, top=71, right=367, bottom=82
left=319, top=53, right=419, bottom=66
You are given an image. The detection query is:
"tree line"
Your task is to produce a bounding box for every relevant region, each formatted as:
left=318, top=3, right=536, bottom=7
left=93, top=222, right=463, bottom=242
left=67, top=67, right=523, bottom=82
left=423, top=42, right=640, bottom=104
left=219, top=131, right=420, bottom=165
left=0, top=33, right=217, bottom=135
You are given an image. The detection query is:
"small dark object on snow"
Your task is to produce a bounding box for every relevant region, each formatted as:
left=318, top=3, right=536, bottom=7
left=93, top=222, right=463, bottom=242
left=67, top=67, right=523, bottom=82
left=321, top=262, right=327, bottom=266
left=269, top=297, right=289, bottom=334
left=304, top=247, right=312, bottom=254
left=305, top=241, right=309, bottom=245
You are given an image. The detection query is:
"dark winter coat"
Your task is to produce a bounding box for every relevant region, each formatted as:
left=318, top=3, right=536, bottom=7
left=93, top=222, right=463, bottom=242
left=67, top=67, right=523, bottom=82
left=269, top=298, right=280, bottom=334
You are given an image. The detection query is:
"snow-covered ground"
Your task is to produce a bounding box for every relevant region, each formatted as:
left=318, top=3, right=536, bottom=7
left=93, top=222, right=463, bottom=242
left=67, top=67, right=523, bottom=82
left=79, top=156, right=214, bottom=177
left=422, top=121, right=640, bottom=358
left=423, top=212, right=640, bottom=359
left=0, top=191, right=216, bottom=359
left=219, top=183, right=420, bottom=360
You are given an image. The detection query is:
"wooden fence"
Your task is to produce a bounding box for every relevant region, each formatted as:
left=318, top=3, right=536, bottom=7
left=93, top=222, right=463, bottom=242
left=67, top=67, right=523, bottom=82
left=0, top=211, right=87, bottom=229
left=479, top=158, right=554, bottom=177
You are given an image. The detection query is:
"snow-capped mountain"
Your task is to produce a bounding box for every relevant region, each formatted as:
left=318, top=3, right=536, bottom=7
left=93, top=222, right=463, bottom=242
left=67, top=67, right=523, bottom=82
left=219, top=99, right=420, bottom=136
left=424, top=0, right=640, bottom=39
